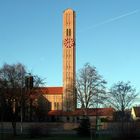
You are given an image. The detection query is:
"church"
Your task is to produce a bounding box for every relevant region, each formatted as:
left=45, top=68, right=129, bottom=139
left=31, top=9, right=114, bottom=122
left=39, top=8, right=76, bottom=113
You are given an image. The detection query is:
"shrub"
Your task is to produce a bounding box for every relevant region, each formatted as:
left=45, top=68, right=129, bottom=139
left=77, top=117, right=90, bottom=136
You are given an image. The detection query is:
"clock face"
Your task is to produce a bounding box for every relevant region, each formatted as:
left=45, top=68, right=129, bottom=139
left=64, top=38, right=75, bottom=48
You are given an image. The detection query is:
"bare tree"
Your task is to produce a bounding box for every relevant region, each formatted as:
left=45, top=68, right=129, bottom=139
left=0, top=63, right=45, bottom=135
left=107, top=81, right=138, bottom=115
left=0, top=63, right=26, bottom=135
left=107, top=81, right=139, bottom=136
left=76, top=63, right=107, bottom=112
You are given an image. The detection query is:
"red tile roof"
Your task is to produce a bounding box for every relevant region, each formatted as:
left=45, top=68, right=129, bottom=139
left=48, top=108, right=114, bottom=116
left=16, top=87, right=63, bottom=100
left=39, top=87, right=63, bottom=94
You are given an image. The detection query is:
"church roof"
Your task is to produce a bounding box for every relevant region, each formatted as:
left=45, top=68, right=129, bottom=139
left=39, top=87, right=63, bottom=94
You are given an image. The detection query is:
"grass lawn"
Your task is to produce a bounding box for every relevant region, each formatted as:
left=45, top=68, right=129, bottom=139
left=0, top=133, right=111, bottom=140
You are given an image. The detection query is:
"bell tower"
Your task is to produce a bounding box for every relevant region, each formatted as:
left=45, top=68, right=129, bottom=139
left=62, top=9, right=76, bottom=111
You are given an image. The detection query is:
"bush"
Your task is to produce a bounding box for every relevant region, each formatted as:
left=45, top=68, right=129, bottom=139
left=77, top=117, right=90, bottom=136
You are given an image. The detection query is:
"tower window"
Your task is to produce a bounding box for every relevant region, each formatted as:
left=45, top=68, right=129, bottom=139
left=69, top=29, right=71, bottom=36
left=66, top=29, right=71, bottom=36
left=66, top=29, right=69, bottom=36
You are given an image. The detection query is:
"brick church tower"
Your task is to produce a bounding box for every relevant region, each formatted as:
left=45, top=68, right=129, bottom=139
left=62, top=9, right=76, bottom=111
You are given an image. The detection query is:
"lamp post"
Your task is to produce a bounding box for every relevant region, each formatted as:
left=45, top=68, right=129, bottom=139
left=11, top=98, right=17, bottom=136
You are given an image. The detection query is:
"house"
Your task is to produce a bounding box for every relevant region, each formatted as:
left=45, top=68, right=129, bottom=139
left=131, top=107, right=140, bottom=120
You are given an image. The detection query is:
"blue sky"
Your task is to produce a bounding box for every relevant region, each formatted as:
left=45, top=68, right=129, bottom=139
left=0, top=0, right=140, bottom=95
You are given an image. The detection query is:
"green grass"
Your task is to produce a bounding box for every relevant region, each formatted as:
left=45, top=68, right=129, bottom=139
left=0, top=133, right=111, bottom=140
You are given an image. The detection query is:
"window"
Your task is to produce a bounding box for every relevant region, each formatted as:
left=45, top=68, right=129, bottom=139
left=67, top=117, right=70, bottom=122
left=54, top=102, right=57, bottom=110
left=57, top=102, right=59, bottom=110
left=77, top=117, right=79, bottom=121
left=66, top=29, right=69, bottom=36
left=66, top=29, right=71, bottom=36
left=69, top=29, right=71, bottom=36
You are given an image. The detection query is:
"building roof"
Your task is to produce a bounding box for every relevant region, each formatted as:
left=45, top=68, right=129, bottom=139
left=133, top=107, right=140, bottom=117
left=1, top=86, right=63, bottom=96
left=39, top=87, right=63, bottom=95
left=48, top=108, right=114, bottom=117
left=24, top=87, right=63, bottom=100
